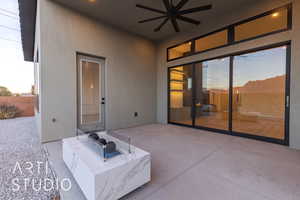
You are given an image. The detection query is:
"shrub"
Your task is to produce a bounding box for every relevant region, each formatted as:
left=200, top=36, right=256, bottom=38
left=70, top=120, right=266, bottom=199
left=0, top=104, right=20, bottom=119
left=0, top=86, right=12, bottom=96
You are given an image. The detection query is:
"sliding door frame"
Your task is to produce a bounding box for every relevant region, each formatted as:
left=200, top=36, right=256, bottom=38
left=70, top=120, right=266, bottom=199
left=168, top=41, right=291, bottom=145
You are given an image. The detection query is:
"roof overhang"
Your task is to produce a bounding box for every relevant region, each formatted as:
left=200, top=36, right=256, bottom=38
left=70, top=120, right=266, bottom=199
left=18, top=0, right=37, bottom=62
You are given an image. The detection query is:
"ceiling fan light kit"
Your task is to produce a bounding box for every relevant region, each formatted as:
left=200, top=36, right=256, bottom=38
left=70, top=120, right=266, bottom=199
left=137, top=0, right=212, bottom=32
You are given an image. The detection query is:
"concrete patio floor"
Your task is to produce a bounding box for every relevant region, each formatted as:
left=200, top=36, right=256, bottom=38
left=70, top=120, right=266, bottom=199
left=44, top=124, right=300, bottom=200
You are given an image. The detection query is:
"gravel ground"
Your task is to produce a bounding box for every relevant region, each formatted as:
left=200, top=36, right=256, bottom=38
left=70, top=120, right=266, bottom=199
left=0, top=117, right=59, bottom=200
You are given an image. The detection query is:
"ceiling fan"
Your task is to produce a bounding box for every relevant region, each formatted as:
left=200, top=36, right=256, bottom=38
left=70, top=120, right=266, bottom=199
left=136, top=0, right=212, bottom=32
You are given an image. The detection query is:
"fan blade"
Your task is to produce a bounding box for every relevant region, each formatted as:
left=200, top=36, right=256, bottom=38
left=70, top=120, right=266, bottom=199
left=154, top=18, right=169, bottom=32
left=162, top=0, right=171, bottom=10
left=176, top=0, right=189, bottom=10
left=171, top=18, right=180, bottom=32
left=139, top=16, right=167, bottom=23
left=136, top=4, right=166, bottom=14
left=179, top=5, right=212, bottom=15
left=177, top=15, right=200, bottom=25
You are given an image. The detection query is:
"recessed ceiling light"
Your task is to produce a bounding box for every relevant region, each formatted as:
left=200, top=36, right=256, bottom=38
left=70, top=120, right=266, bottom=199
left=88, top=0, right=96, bottom=3
left=272, top=12, right=279, bottom=18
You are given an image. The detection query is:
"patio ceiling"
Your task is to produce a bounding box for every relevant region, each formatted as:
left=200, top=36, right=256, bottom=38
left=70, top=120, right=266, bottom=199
left=19, top=0, right=260, bottom=61
left=52, top=0, right=257, bottom=41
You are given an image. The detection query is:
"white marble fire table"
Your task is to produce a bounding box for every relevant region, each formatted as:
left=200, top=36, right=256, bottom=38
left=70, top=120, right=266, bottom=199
left=63, top=132, right=151, bottom=200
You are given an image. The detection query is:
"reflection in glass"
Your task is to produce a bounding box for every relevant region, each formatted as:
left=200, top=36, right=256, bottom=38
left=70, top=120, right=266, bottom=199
left=194, top=58, right=230, bottom=130
left=168, top=42, right=192, bottom=60
left=232, top=46, right=286, bottom=139
left=195, top=30, right=228, bottom=52
left=81, top=61, right=100, bottom=124
left=169, top=65, right=193, bottom=125
left=235, top=8, right=288, bottom=42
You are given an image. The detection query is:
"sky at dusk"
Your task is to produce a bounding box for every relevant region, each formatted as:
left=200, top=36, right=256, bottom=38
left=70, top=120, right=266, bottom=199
left=0, top=0, right=34, bottom=94
left=201, top=46, right=286, bottom=90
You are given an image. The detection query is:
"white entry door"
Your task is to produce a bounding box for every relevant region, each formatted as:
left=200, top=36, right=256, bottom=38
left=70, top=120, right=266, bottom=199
left=77, top=54, right=105, bottom=132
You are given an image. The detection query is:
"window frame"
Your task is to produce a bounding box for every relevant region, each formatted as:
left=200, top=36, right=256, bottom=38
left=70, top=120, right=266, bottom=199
left=167, top=41, right=291, bottom=146
left=167, top=3, right=292, bottom=62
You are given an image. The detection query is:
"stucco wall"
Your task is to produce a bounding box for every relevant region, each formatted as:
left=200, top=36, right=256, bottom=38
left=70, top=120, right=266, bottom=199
left=38, top=0, right=156, bottom=142
left=156, top=0, right=300, bottom=149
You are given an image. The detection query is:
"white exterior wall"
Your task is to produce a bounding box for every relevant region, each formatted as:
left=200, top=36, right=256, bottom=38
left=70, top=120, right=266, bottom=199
left=38, top=0, right=157, bottom=142
left=156, top=0, right=300, bottom=149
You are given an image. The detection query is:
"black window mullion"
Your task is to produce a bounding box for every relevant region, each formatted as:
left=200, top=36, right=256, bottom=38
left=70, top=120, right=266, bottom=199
left=192, top=63, right=196, bottom=127
left=228, top=25, right=235, bottom=44
left=167, top=67, right=171, bottom=123
left=287, top=4, right=293, bottom=29
left=229, top=56, right=234, bottom=132
left=191, top=40, right=196, bottom=54
left=284, top=44, right=291, bottom=146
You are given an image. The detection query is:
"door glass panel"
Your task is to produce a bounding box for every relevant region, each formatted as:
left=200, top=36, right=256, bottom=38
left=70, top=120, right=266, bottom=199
left=169, top=65, right=193, bottom=125
left=194, top=58, right=230, bottom=130
left=81, top=61, right=100, bottom=124
left=232, top=46, right=286, bottom=139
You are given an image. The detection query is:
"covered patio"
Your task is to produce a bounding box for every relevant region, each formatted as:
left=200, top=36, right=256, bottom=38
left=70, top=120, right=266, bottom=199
left=44, top=122, right=300, bottom=200
left=14, top=0, right=300, bottom=199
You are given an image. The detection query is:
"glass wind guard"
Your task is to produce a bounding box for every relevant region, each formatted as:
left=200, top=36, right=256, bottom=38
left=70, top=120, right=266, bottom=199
left=76, top=131, right=133, bottom=162
left=106, top=130, right=133, bottom=155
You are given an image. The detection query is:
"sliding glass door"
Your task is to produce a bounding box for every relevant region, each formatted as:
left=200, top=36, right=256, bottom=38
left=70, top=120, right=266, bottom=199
left=194, top=59, right=230, bottom=130
left=168, top=44, right=290, bottom=144
left=169, top=65, right=193, bottom=125
left=232, top=46, right=287, bottom=139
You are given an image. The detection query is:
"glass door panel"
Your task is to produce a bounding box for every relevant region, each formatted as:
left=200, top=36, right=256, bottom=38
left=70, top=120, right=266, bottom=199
left=169, top=65, right=193, bottom=125
left=78, top=54, right=105, bottom=132
left=232, top=46, right=287, bottom=139
left=194, top=58, right=230, bottom=130
left=81, top=61, right=100, bottom=124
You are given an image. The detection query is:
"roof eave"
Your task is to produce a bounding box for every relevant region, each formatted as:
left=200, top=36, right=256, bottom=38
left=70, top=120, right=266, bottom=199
left=18, top=0, right=37, bottom=62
